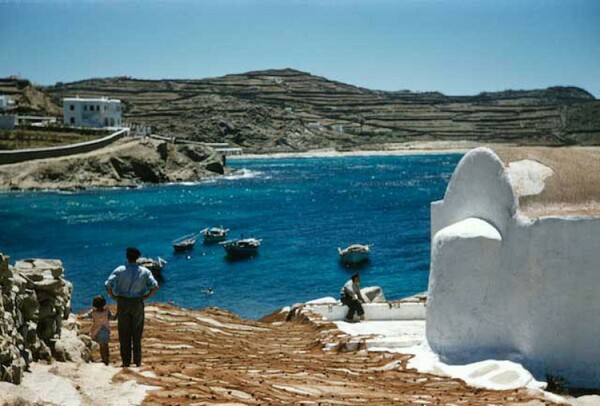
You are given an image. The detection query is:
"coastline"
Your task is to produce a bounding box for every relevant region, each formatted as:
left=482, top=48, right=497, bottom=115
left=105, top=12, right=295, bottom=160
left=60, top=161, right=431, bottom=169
left=229, top=141, right=509, bottom=160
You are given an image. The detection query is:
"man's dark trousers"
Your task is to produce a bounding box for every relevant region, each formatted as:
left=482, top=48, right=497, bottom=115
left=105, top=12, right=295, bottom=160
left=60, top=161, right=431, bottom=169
left=117, top=297, right=145, bottom=366
left=341, top=296, right=364, bottom=320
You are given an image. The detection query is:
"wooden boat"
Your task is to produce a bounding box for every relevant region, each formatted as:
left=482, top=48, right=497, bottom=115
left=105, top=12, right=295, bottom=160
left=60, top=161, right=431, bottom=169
left=173, top=233, right=199, bottom=253
left=138, top=257, right=167, bottom=281
left=220, top=238, right=261, bottom=259
left=338, top=244, right=370, bottom=265
left=201, top=227, right=230, bottom=244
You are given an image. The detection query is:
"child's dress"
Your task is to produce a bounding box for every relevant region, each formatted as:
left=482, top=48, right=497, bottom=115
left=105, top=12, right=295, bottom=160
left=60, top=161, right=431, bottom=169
left=88, top=309, right=115, bottom=343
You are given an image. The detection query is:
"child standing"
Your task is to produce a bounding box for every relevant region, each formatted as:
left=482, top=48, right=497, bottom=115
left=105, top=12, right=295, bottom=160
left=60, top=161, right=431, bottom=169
left=87, top=294, right=115, bottom=365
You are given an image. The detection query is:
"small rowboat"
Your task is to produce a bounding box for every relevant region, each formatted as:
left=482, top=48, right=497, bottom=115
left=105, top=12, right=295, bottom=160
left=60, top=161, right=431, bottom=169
left=138, top=257, right=167, bottom=282
left=173, top=233, right=199, bottom=253
left=220, top=238, right=261, bottom=259
left=201, top=227, right=230, bottom=244
left=338, top=244, right=370, bottom=265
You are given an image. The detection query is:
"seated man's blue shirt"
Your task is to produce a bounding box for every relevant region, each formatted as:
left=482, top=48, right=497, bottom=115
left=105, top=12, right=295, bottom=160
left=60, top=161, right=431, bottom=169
left=105, top=263, right=158, bottom=298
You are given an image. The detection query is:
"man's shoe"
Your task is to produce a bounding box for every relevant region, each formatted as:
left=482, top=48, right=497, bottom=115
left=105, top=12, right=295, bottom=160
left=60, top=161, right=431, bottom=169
left=344, top=317, right=357, bottom=323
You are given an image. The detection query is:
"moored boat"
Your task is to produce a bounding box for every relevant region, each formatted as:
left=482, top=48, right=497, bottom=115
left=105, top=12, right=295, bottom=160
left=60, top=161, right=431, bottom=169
left=173, top=233, right=199, bottom=253
left=221, top=238, right=261, bottom=259
left=338, top=244, right=370, bottom=265
left=138, top=257, right=167, bottom=282
left=201, top=227, right=230, bottom=244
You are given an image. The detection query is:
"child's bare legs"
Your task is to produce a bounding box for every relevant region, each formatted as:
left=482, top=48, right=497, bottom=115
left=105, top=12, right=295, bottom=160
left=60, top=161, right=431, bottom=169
left=99, top=343, right=109, bottom=365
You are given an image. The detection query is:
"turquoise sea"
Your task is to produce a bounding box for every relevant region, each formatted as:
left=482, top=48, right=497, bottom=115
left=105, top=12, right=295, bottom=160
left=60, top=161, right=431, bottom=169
left=0, top=154, right=461, bottom=319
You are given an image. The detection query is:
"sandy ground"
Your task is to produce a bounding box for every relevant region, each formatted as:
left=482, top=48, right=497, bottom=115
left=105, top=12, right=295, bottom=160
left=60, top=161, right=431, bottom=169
left=229, top=140, right=512, bottom=159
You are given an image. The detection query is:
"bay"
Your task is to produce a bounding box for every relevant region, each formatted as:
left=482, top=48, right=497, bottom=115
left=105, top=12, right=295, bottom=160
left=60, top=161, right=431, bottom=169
left=0, top=154, right=461, bottom=319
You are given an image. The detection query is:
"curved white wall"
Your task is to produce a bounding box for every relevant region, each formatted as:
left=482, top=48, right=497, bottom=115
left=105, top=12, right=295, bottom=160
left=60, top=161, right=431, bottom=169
left=431, top=147, right=517, bottom=238
left=427, top=147, right=600, bottom=388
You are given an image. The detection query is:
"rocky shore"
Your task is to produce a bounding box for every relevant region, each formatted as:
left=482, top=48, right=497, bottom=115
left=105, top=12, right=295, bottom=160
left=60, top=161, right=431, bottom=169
left=0, top=138, right=226, bottom=191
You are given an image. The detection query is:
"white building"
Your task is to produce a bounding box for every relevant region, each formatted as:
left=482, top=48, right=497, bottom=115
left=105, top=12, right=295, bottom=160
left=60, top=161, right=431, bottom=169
left=427, top=147, right=600, bottom=388
left=63, top=97, right=122, bottom=128
left=0, top=95, right=14, bottom=111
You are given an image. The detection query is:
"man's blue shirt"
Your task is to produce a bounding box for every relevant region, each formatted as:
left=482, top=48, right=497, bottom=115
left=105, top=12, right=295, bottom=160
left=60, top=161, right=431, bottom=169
left=105, top=263, right=158, bottom=298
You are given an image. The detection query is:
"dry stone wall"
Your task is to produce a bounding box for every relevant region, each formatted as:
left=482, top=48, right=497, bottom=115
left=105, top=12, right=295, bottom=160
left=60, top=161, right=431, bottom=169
left=0, top=253, right=90, bottom=384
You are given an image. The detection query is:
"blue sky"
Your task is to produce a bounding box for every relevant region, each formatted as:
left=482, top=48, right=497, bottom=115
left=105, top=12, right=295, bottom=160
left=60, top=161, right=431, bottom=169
left=1, top=0, right=599, bottom=96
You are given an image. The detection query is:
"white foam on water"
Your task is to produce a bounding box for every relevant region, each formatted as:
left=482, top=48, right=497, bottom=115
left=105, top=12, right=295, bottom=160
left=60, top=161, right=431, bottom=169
left=222, top=168, right=265, bottom=180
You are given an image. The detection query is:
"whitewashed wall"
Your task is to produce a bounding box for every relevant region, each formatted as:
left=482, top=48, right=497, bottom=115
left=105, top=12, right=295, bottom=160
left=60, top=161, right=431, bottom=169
left=427, top=147, right=600, bottom=388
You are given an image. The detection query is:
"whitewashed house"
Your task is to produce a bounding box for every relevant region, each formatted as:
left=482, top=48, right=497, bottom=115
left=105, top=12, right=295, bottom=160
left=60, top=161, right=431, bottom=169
left=0, top=95, right=14, bottom=111
left=427, top=147, right=600, bottom=388
left=63, top=97, right=122, bottom=128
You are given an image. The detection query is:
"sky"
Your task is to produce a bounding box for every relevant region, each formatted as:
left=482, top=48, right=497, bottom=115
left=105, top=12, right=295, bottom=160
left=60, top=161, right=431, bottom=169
left=1, top=0, right=599, bottom=97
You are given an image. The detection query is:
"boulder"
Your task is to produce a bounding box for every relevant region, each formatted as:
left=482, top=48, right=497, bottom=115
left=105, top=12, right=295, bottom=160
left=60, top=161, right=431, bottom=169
left=205, top=161, right=225, bottom=175
left=53, top=328, right=90, bottom=363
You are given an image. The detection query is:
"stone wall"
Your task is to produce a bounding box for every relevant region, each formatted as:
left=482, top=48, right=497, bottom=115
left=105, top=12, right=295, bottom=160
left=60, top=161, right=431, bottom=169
left=0, top=128, right=128, bottom=165
left=0, top=253, right=90, bottom=384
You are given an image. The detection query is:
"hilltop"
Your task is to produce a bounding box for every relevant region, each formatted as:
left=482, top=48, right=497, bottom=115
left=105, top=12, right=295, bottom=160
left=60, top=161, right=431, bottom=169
left=2, top=70, right=599, bottom=153
left=43, top=69, right=600, bottom=152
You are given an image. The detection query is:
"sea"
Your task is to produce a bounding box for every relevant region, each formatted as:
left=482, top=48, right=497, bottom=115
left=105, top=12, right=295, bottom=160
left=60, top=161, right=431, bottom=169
left=0, top=154, right=461, bottom=319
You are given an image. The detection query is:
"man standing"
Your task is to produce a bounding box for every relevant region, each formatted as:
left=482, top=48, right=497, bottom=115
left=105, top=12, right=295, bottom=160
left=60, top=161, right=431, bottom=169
left=340, top=273, right=367, bottom=323
left=105, top=247, right=159, bottom=367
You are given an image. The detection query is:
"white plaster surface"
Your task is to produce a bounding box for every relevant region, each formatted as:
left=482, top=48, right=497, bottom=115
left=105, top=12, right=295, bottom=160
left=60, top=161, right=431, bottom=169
left=430, top=147, right=517, bottom=238
left=0, top=362, right=157, bottom=405
left=332, top=319, right=545, bottom=391
left=505, top=159, right=554, bottom=197
left=307, top=301, right=426, bottom=321
left=428, top=147, right=600, bottom=388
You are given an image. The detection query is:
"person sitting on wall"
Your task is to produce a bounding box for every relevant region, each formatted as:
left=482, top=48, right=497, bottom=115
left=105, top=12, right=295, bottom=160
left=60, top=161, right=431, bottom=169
left=340, top=273, right=366, bottom=323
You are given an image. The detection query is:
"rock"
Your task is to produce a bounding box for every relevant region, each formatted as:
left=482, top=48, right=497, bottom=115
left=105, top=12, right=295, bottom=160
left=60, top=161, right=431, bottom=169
left=32, top=340, right=51, bottom=362
left=0, top=253, right=92, bottom=384
left=0, top=254, right=11, bottom=279
left=53, top=329, right=90, bottom=363
left=32, top=278, right=64, bottom=293
left=20, top=291, right=39, bottom=321
left=361, top=286, right=386, bottom=303
left=205, top=161, right=225, bottom=175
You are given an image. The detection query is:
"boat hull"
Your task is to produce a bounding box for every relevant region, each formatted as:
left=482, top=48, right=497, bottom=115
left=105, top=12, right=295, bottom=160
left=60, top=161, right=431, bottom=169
left=204, top=234, right=227, bottom=244
left=224, top=246, right=259, bottom=259
left=173, top=243, right=194, bottom=253
left=340, top=250, right=370, bottom=265
left=222, top=239, right=261, bottom=259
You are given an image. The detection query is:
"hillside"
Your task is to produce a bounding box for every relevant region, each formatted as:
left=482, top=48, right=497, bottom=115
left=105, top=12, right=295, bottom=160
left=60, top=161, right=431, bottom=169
left=0, top=77, right=61, bottom=116
left=31, top=69, right=600, bottom=152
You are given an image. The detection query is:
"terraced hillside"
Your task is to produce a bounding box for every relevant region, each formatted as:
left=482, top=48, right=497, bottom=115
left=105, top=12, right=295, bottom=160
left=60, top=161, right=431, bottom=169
left=0, top=77, right=60, bottom=116
left=46, top=69, right=600, bottom=152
